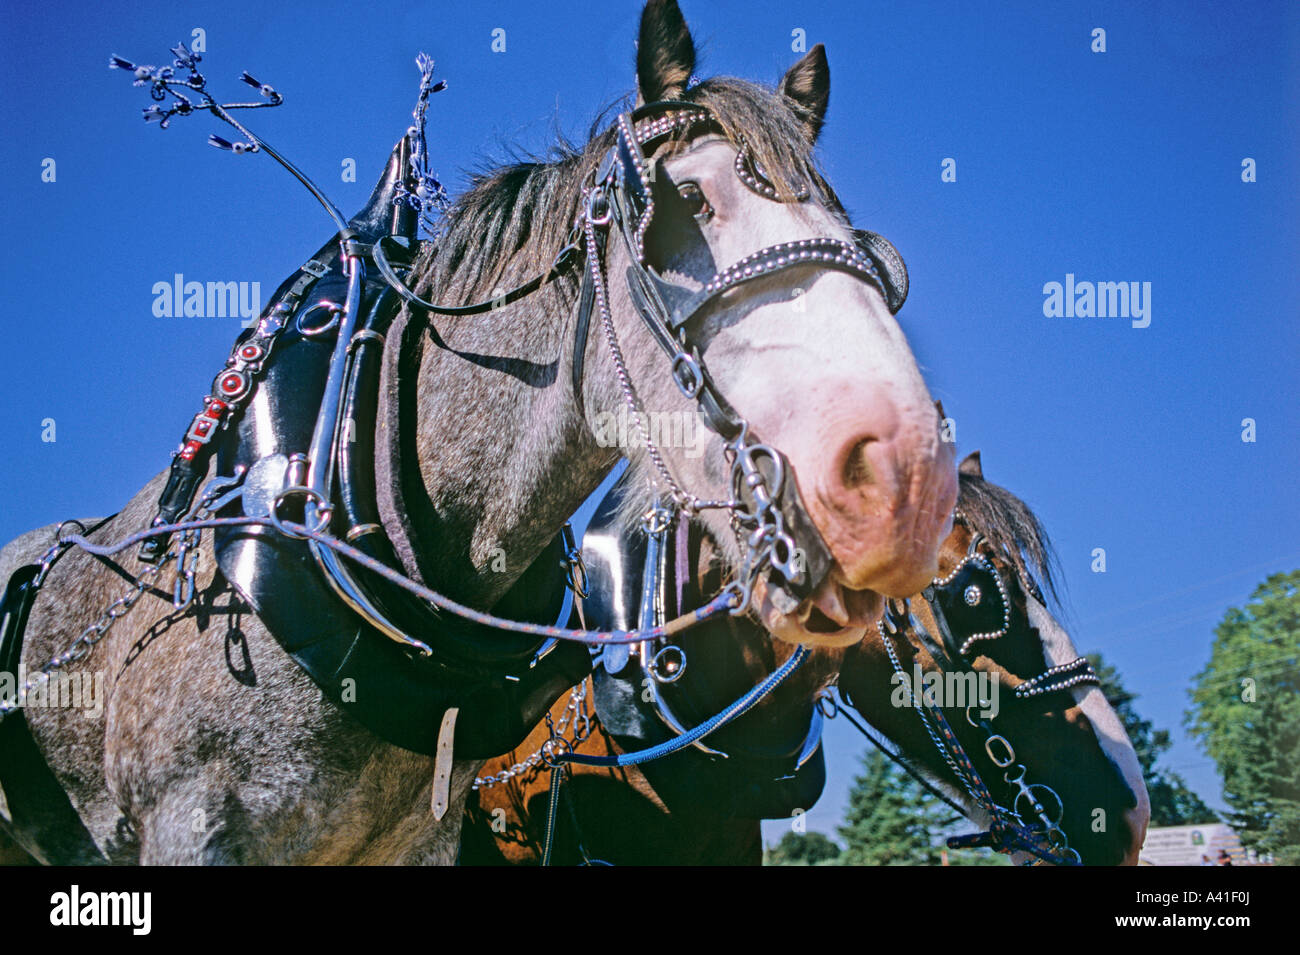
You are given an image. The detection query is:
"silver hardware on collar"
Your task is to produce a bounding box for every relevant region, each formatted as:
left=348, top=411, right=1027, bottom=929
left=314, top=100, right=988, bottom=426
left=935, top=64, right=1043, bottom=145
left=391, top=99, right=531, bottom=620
left=650, top=645, right=686, bottom=683
left=474, top=683, right=592, bottom=789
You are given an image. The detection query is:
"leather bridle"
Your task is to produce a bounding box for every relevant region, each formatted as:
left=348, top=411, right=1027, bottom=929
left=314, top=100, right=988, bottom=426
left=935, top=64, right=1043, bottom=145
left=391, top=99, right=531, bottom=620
left=372, top=98, right=910, bottom=621
left=863, top=519, right=1102, bottom=864
left=584, top=102, right=908, bottom=615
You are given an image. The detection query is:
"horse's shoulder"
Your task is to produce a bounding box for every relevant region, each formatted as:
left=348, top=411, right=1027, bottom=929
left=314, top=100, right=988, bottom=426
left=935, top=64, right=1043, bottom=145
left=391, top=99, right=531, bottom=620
left=0, top=522, right=81, bottom=590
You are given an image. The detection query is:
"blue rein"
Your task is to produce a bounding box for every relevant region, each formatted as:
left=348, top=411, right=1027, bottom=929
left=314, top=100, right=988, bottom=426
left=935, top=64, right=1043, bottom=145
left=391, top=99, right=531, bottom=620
left=553, top=644, right=811, bottom=768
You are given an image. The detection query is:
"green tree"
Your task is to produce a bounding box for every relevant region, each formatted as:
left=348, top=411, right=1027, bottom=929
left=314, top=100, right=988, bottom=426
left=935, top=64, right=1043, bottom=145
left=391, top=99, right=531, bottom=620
left=838, top=748, right=951, bottom=865
left=763, top=830, right=841, bottom=866
left=1089, top=654, right=1218, bottom=826
left=1186, top=570, right=1300, bottom=864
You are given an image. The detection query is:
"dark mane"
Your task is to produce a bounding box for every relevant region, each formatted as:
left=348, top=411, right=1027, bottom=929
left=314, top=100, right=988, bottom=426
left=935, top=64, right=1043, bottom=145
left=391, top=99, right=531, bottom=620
left=957, top=472, right=1059, bottom=602
left=408, top=75, right=836, bottom=309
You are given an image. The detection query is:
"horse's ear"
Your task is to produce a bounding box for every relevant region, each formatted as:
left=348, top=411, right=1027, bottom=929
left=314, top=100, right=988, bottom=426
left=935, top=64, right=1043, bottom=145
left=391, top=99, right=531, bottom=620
left=778, top=43, right=830, bottom=143
left=636, top=0, right=696, bottom=104
left=959, top=450, right=984, bottom=478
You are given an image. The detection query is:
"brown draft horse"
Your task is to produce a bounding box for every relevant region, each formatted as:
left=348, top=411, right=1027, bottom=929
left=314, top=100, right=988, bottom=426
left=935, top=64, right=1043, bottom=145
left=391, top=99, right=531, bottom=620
left=460, top=453, right=1149, bottom=865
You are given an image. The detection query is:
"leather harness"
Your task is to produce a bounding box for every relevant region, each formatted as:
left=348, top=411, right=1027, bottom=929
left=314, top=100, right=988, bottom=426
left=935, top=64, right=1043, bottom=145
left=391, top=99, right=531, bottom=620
left=577, top=469, right=827, bottom=819
left=373, top=99, right=912, bottom=618
left=201, top=138, right=593, bottom=758
left=0, top=92, right=914, bottom=860
left=0, top=138, right=592, bottom=862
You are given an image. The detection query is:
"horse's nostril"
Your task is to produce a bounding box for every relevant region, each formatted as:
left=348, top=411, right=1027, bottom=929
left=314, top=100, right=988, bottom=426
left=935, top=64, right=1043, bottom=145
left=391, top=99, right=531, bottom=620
left=841, top=437, right=877, bottom=490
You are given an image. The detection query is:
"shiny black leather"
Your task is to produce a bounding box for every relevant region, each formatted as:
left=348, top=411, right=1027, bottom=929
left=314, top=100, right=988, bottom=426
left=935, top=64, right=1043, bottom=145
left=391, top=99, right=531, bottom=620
left=581, top=473, right=826, bottom=819
left=852, top=228, right=908, bottom=314
left=211, top=278, right=590, bottom=755
left=347, top=136, right=419, bottom=239
left=211, top=138, right=591, bottom=758
left=926, top=555, right=1008, bottom=661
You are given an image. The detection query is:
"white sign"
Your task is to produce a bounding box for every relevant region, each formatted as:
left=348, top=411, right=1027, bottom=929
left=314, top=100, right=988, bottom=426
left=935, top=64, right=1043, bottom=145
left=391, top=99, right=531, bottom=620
left=1139, top=823, right=1253, bottom=866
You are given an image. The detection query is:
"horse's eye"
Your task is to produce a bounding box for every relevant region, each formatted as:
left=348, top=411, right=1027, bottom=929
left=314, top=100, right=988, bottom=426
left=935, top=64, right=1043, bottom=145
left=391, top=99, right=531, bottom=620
left=677, top=181, right=712, bottom=221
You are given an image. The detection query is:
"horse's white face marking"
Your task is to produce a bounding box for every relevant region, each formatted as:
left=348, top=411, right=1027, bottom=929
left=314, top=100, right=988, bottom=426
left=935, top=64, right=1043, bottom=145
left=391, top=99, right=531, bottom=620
left=1026, top=596, right=1151, bottom=864
left=631, top=139, right=957, bottom=648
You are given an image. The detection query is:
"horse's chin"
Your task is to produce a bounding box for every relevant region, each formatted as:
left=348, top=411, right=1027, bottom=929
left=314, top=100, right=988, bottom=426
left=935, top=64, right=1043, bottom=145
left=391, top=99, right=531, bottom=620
left=754, top=576, right=884, bottom=649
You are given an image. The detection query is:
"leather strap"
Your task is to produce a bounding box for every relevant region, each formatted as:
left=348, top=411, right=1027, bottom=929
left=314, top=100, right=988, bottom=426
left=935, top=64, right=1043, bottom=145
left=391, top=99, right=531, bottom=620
left=570, top=226, right=606, bottom=421
left=430, top=707, right=458, bottom=820
left=0, top=566, right=108, bottom=864
left=371, top=234, right=581, bottom=317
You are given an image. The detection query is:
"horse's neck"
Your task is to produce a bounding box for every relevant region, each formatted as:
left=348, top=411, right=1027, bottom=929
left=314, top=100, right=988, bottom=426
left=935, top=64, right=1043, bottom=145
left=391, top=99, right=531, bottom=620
left=375, top=287, right=615, bottom=607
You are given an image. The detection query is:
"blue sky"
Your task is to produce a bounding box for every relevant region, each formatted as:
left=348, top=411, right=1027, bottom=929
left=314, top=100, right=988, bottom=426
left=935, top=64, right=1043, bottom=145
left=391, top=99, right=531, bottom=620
left=1, top=1, right=1296, bottom=844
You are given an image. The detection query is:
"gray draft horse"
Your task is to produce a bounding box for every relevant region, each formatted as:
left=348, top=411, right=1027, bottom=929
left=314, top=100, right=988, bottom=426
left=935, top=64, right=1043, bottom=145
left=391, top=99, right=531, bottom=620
left=0, top=0, right=956, bottom=864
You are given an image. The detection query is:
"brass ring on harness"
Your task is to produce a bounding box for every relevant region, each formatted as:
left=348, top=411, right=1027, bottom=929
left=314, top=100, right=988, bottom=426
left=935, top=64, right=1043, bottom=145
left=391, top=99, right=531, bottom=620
left=984, top=734, right=1016, bottom=768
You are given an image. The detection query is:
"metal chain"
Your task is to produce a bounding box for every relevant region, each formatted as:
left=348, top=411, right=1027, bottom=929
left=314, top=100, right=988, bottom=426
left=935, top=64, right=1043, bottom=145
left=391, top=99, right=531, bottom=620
left=473, top=681, right=592, bottom=790
left=878, top=613, right=1080, bottom=865
left=0, top=483, right=229, bottom=723
left=879, top=620, right=987, bottom=800
left=0, top=548, right=176, bottom=720
left=583, top=207, right=695, bottom=513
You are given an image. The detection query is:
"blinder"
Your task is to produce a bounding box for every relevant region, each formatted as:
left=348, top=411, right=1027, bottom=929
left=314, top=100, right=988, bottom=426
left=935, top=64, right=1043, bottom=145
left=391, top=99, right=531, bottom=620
left=888, top=528, right=1101, bottom=707
left=610, top=101, right=908, bottom=316
left=923, top=539, right=1011, bottom=662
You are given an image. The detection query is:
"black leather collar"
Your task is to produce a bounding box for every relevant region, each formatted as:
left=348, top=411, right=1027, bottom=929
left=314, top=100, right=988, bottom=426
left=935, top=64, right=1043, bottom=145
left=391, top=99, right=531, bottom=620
left=578, top=470, right=826, bottom=818
left=208, top=138, right=593, bottom=757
